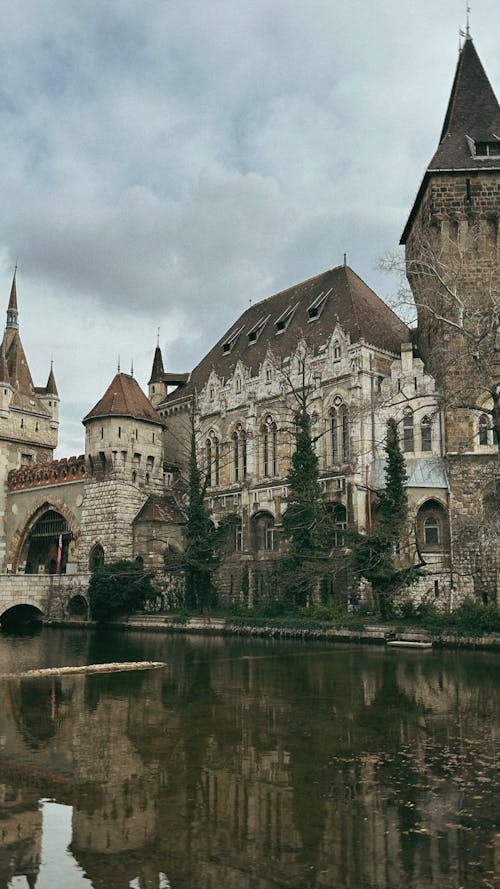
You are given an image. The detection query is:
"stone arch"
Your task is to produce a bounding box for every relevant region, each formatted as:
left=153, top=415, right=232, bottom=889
left=67, top=594, right=89, bottom=618
left=7, top=499, right=80, bottom=573
left=89, top=543, right=105, bottom=570
left=251, top=510, right=277, bottom=552
left=416, top=498, right=450, bottom=552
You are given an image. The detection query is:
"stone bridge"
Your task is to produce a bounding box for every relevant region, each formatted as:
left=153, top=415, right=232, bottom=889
left=0, top=573, right=91, bottom=625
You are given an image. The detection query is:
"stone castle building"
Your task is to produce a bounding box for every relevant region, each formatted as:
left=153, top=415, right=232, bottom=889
left=0, top=33, right=498, bottom=609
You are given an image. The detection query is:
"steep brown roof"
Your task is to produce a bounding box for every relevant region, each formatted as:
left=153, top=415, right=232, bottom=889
left=166, top=264, right=409, bottom=401
left=83, top=372, right=165, bottom=425
left=431, top=38, right=500, bottom=171
left=133, top=494, right=186, bottom=525
left=402, top=38, right=500, bottom=243
left=3, top=328, right=35, bottom=396
left=8, top=272, right=17, bottom=313
left=45, top=364, right=58, bottom=396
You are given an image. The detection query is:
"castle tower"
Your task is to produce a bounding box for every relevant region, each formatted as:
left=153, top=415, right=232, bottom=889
left=401, top=35, right=500, bottom=454
left=0, top=273, right=60, bottom=568
left=79, top=371, right=167, bottom=568
left=148, top=343, right=168, bottom=406
left=401, top=35, right=499, bottom=601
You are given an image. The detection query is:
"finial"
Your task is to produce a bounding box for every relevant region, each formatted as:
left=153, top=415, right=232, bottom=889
left=131, top=359, right=134, bottom=376
left=117, top=355, right=120, bottom=373
left=343, top=252, right=347, bottom=267
left=157, top=326, right=160, bottom=347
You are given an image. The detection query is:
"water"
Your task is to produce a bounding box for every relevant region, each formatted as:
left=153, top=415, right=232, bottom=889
left=0, top=628, right=498, bottom=889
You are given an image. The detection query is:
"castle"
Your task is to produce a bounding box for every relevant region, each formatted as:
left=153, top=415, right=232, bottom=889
left=0, top=34, right=498, bottom=610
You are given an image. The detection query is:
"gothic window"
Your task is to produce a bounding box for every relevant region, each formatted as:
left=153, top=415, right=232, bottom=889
left=265, top=365, right=272, bottom=383
left=403, top=411, right=414, bottom=452
left=206, top=438, right=212, bottom=487
left=224, top=516, right=242, bottom=553
left=206, top=432, right=220, bottom=487
left=235, top=376, right=242, bottom=394
left=333, top=341, right=341, bottom=360
left=421, top=416, right=432, bottom=452
left=252, top=512, right=276, bottom=551
left=232, top=426, right=246, bottom=483
left=330, top=401, right=349, bottom=464
left=262, top=416, right=278, bottom=477
left=417, top=500, right=449, bottom=552
left=89, top=544, right=104, bottom=571
left=478, top=414, right=492, bottom=446
left=328, top=503, right=347, bottom=547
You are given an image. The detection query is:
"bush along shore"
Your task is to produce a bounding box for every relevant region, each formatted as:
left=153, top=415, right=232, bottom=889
left=48, top=599, right=500, bottom=650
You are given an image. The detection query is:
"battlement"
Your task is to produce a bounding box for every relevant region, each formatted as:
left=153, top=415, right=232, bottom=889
left=8, top=455, right=86, bottom=491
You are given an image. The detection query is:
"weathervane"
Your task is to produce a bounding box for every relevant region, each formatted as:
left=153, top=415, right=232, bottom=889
left=157, top=326, right=160, bottom=347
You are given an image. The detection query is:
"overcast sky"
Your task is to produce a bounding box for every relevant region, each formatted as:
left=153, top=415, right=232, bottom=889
left=1, top=0, right=499, bottom=456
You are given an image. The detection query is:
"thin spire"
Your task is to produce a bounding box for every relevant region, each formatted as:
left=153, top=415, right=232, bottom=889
left=157, top=326, right=160, bottom=347
left=466, top=2, right=471, bottom=38
left=46, top=359, right=58, bottom=396
left=130, top=358, right=134, bottom=376
left=6, top=266, right=18, bottom=329
left=117, top=355, right=120, bottom=373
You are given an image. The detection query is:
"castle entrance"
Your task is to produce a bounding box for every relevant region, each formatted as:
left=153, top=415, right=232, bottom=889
left=21, top=509, right=73, bottom=575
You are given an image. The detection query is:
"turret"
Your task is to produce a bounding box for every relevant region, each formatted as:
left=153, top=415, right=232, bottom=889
left=148, top=343, right=168, bottom=406
left=83, top=371, right=166, bottom=491
left=37, top=362, right=60, bottom=429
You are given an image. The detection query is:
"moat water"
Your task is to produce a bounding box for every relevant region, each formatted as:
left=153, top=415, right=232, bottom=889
left=0, top=628, right=498, bottom=889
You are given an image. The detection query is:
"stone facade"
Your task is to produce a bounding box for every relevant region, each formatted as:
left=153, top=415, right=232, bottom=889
left=0, top=34, right=497, bottom=617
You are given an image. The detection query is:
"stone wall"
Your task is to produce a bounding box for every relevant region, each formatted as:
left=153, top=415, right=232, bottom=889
left=0, top=572, right=90, bottom=621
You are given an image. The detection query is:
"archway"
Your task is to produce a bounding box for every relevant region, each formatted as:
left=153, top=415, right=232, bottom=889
left=67, top=595, right=89, bottom=618
left=19, top=509, right=73, bottom=575
left=1, top=604, right=44, bottom=633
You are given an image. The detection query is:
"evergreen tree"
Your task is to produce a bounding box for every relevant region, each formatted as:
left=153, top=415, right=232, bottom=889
left=350, top=418, right=414, bottom=617
left=378, top=418, right=409, bottom=542
left=282, top=410, right=332, bottom=605
left=184, top=419, right=220, bottom=611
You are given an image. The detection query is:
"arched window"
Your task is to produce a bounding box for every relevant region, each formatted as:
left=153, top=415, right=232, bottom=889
left=327, top=503, right=347, bottom=547
left=252, top=512, right=276, bottom=551
left=232, top=425, right=246, bottom=482
left=330, top=401, right=349, bottom=464
left=235, top=376, right=242, bottom=394
left=478, top=414, right=491, bottom=446
left=206, top=438, right=212, bottom=487
left=403, top=411, right=414, bottom=452
left=206, top=432, right=220, bottom=487
left=417, top=500, right=449, bottom=552
left=262, top=416, right=277, bottom=477
left=421, top=416, right=432, bottom=452
left=89, top=544, right=104, bottom=571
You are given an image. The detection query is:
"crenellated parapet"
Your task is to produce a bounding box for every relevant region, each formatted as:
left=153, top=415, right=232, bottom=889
left=8, top=455, right=86, bottom=491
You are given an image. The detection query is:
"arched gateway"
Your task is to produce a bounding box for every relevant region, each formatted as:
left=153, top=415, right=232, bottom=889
left=10, top=503, right=78, bottom=575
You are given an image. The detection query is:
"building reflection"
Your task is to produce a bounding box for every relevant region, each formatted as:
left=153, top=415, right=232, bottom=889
left=0, top=638, right=498, bottom=888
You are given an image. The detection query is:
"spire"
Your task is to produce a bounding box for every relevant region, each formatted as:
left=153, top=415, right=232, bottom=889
left=46, top=360, right=58, bottom=396
left=401, top=38, right=500, bottom=243
left=6, top=267, right=18, bottom=329
left=430, top=38, right=500, bottom=171
left=148, top=344, right=165, bottom=385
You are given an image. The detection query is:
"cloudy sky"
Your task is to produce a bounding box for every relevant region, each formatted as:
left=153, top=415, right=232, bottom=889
left=1, top=0, right=499, bottom=455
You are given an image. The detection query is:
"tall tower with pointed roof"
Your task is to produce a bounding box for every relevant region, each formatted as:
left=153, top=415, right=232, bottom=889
left=402, top=34, right=499, bottom=599
left=0, top=273, right=60, bottom=568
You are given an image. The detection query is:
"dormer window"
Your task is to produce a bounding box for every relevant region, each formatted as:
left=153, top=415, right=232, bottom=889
left=275, top=303, right=298, bottom=334
left=222, top=327, right=243, bottom=354
left=248, top=315, right=270, bottom=344
left=307, top=288, right=331, bottom=321
left=333, top=341, right=341, bottom=360
left=474, top=140, right=500, bottom=157
left=235, top=376, right=242, bottom=394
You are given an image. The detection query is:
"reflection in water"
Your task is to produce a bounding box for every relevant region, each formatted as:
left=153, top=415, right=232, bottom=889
left=0, top=629, right=498, bottom=889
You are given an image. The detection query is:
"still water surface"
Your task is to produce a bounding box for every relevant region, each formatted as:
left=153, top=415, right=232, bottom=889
left=0, top=628, right=498, bottom=889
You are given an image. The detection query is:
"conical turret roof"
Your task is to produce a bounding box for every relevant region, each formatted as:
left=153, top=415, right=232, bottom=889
left=83, top=372, right=165, bottom=425
left=148, top=345, right=165, bottom=384
left=45, top=363, right=58, bottom=396
left=429, top=37, right=500, bottom=172
left=402, top=37, right=500, bottom=243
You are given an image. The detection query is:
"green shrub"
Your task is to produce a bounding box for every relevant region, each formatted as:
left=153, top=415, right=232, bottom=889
left=88, top=561, right=156, bottom=622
